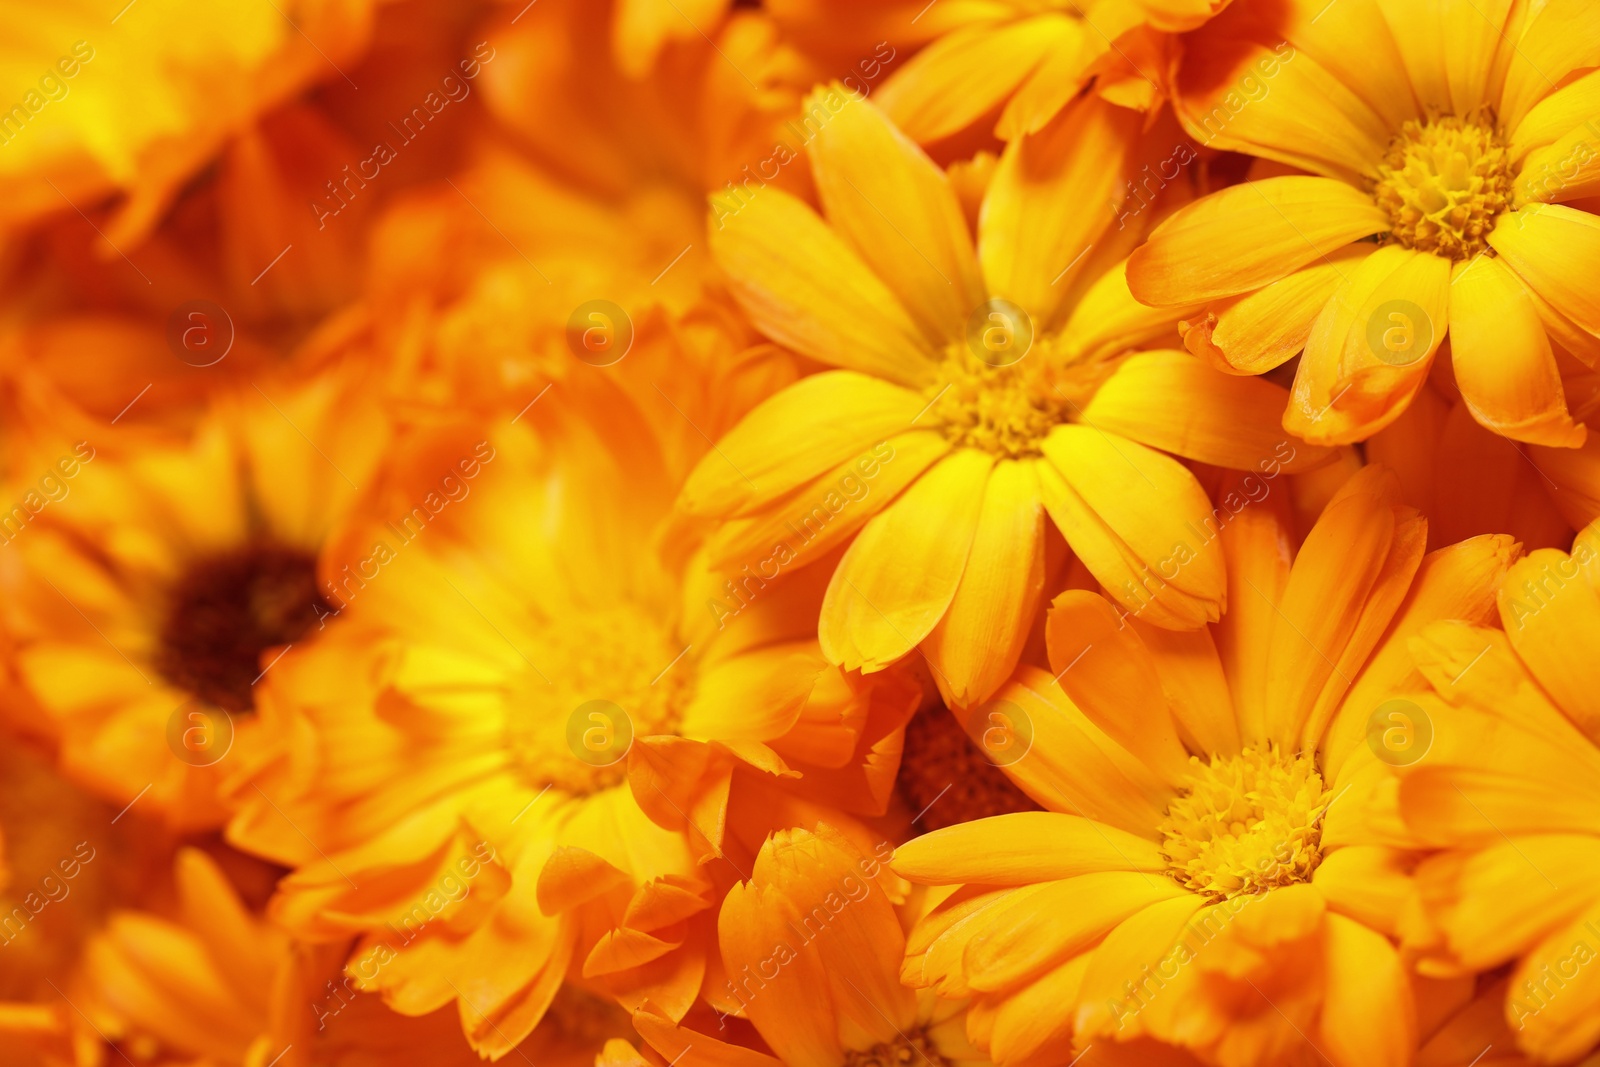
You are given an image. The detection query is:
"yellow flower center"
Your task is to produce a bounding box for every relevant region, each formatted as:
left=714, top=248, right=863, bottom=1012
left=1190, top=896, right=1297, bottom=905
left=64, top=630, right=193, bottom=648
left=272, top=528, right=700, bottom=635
left=1157, top=746, right=1331, bottom=902
left=928, top=338, right=1106, bottom=459
left=1372, top=113, right=1514, bottom=260
left=843, top=1029, right=948, bottom=1067
left=505, top=605, right=689, bottom=796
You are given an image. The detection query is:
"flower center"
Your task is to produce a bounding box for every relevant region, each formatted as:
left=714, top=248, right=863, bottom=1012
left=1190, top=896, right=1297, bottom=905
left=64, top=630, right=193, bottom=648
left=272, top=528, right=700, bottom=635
left=1372, top=113, right=1513, bottom=260
left=156, top=544, right=331, bottom=713
left=505, top=605, right=689, bottom=796
left=895, top=707, right=1041, bottom=831
left=843, top=1028, right=949, bottom=1067
left=1157, top=746, right=1331, bottom=902
left=928, top=339, right=1103, bottom=459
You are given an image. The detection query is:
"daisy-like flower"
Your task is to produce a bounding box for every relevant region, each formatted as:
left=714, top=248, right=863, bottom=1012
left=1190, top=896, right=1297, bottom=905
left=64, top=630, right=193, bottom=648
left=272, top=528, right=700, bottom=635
left=226, top=402, right=918, bottom=1058
left=629, top=823, right=995, bottom=1067
left=891, top=466, right=1519, bottom=1067
left=1, top=369, right=391, bottom=828
left=1395, top=518, right=1600, bottom=1063
left=1129, top=0, right=1600, bottom=448
left=689, top=87, right=1332, bottom=707
left=769, top=0, right=1228, bottom=145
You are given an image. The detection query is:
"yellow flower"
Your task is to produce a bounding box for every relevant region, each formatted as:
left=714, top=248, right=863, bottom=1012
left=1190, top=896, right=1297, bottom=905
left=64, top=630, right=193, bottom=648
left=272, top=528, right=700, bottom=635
left=2, top=369, right=392, bottom=828
left=227, top=406, right=915, bottom=1057
left=1129, top=0, right=1600, bottom=448
left=1396, top=518, right=1600, bottom=1063
left=891, top=466, right=1519, bottom=1067
left=770, top=0, right=1228, bottom=144
left=689, top=86, right=1332, bottom=708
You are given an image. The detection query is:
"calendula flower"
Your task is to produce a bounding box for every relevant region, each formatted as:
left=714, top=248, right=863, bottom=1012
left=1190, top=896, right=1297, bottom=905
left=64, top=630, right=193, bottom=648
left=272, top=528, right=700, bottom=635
left=892, top=466, right=1519, bottom=1067
left=2, top=369, right=392, bottom=828
left=1129, top=0, right=1600, bottom=448
left=630, top=824, right=996, bottom=1067
left=1396, top=518, right=1600, bottom=1063
left=227, top=405, right=916, bottom=1058
left=770, top=0, right=1228, bottom=145
left=690, top=86, right=1332, bottom=707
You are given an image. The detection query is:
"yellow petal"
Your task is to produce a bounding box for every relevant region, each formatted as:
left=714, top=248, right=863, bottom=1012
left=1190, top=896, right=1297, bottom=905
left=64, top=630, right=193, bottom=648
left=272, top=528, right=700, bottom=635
left=819, top=450, right=993, bottom=672
left=710, top=188, right=934, bottom=386
left=980, top=95, right=1142, bottom=330
left=1497, top=0, right=1600, bottom=133
left=1042, top=424, right=1225, bottom=627
left=1449, top=255, right=1587, bottom=447
left=959, top=872, right=1190, bottom=994
left=1214, top=475, right=1293, bottom=746
left=1176, top=37, right=1390, bottom=181
left=681, top=372, right=929, bottom=518
left=1319, top=913, right=1416, bottom=1067
left=807, top=85, right=987, bottom=345
left=1286, top=245, right=1451, bottom=444
left=1127, top=176, right=1389, bottom=306
left=1498, top=546, right=1600, bottom=741
left=923, top=459, right=1045, bottom=706
left=701, top=431, right=950, bottom=573
left=1083, top=350, right=1337, bottom=472
left=1036, top=459, right=1224, bottom=631
left=875, top=17, right=1078, bottom=145
left=1183, top=246, right=1370, bottom=375
left=1490, top=203, right=1600, bottom=339
left=1045, top=590, right=1191, bottom=784
left=892, top=811, right=1166, bottom=886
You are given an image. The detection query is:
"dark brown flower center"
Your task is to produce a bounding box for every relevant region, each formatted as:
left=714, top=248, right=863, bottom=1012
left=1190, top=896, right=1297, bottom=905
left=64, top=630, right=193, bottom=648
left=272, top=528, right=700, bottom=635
left=155, top=544, right=330, bottom=713
left=896, top=707, right=1041, bottom=831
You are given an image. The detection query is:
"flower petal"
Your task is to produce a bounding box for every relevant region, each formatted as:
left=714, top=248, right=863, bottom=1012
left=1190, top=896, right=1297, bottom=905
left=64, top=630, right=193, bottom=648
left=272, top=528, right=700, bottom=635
left=1083, top=350, right=1336, bottom=472
left=980, top=95, right=1142, bottom=330
left=710, top=188, right=934, bottom=386
left=1449, top=255, right=1586, bottom=447
left=680, top=372, right=930, bottom=518
left=1127, top=176, right=1389, bottom=307
left=922, top=459, right=1045, bottom=707
left=1285, top=245, right=1451, bottom=444
left=819, top=449, right=993, bottom=672
left=807, top=86, right=987, bottom=345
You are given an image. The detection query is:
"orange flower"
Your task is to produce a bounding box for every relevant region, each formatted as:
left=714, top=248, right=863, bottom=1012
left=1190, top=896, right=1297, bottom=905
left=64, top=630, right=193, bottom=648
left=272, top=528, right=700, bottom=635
left=226, top=398, right=915, bottom=1056
left=1, top=368, right=393, bottom=827
left=1130, top=0, right=1600, bottom=447
left=891, top=466, right=1518, bottom=1067
left=688, top=87, right=1332, bottom=707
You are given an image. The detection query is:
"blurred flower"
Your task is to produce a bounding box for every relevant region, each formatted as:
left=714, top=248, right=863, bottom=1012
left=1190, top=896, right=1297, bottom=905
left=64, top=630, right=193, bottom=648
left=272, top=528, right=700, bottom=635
left=688, top=87, right=1332, bottom=709
left=1130, top=0, right=1600, bottom=447
left=0, top=0, right=379, bottom=247
left=769, top=0, right=1228, bottom=147
left=892, top=466, right=1518, bottom=1067
left=1397, top=518, right=1600, bottom=1063
left=2, top=368, right=392, bottom=828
